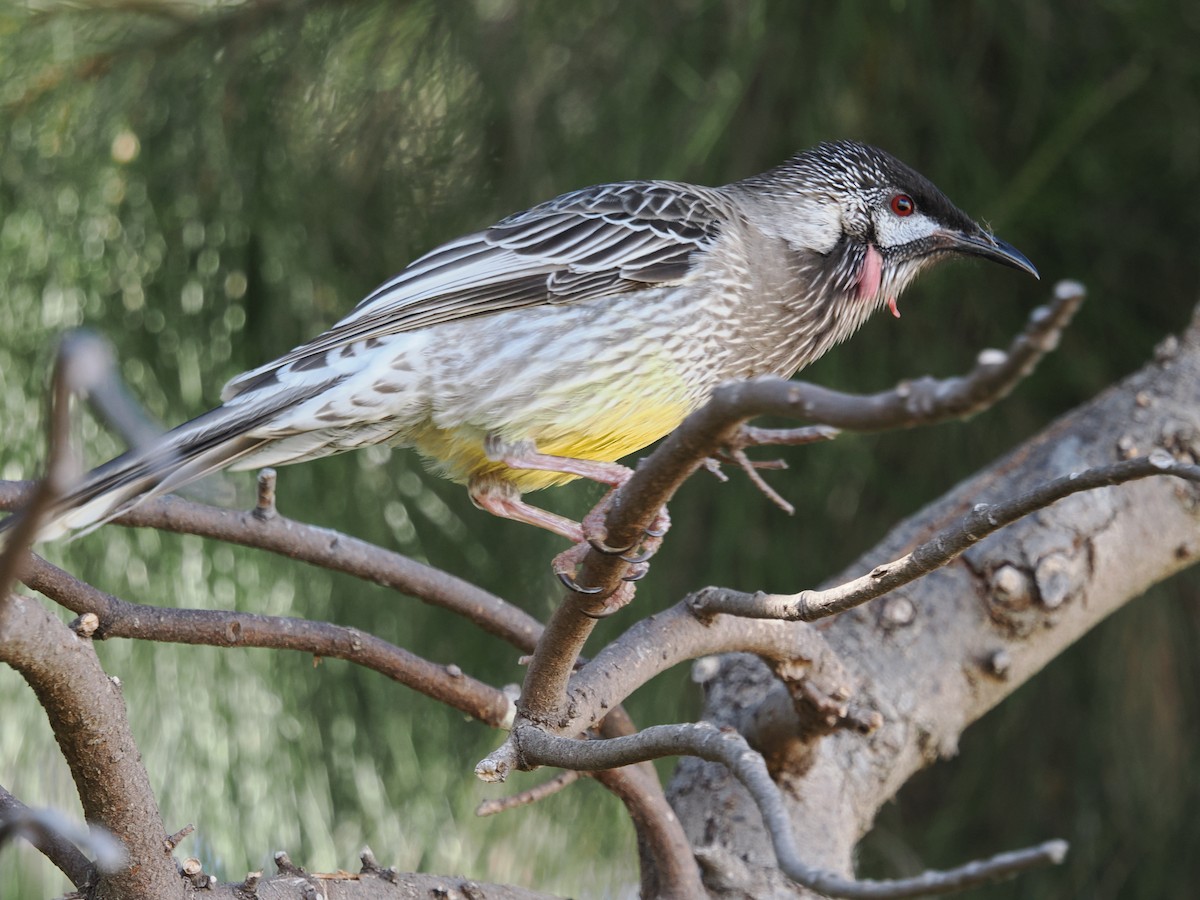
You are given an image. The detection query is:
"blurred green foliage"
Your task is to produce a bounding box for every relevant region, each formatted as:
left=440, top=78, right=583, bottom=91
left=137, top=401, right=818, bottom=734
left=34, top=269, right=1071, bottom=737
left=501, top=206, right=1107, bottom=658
left=1, top=1, right=1197, bottom=897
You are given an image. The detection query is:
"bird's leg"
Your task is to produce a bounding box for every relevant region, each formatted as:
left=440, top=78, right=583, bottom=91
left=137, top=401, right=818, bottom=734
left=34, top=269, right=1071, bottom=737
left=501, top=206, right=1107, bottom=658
left=483, top=436, right=632, bottom=491
left=468, top=479, right=584, bottom=543
left=477, top=438, right=671, bottom=600
left=483, top=436, right=669, bottom=554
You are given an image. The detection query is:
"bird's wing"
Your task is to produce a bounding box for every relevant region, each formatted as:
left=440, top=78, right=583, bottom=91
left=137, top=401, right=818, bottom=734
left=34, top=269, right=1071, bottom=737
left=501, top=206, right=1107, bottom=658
left=222, top=181, right=726, bottom=400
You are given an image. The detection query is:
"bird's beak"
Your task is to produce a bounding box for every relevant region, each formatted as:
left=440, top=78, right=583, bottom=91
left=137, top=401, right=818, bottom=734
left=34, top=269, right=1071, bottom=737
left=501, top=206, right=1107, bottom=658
left=937, top=229, right=1040, bottom=280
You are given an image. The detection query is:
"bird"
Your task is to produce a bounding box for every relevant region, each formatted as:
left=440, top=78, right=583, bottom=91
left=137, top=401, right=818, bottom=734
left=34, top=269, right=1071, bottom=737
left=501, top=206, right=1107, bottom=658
left=6, top=140, right=1037, bottom=553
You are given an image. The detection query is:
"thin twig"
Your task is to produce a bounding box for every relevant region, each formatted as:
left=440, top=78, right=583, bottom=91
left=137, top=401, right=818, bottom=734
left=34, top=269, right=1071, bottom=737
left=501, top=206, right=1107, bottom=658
left=254, top=468, right=277, bottom=520
left=511, top=723, right=1067, bottom=899
left=475, top=771, right=580, bottom=817
left=737, top=424, right=841, bottom=447
left=728, top=447, right=795, bottom=514
left=163, top=823, right=195, bottom=852
left=691, top=453, right=1200, bottom=622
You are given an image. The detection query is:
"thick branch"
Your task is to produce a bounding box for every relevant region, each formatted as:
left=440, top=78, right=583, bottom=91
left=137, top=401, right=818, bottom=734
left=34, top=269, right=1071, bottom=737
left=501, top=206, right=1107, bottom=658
left=591, top=764, right=706, bottom=900
left=0, top=594, right=177, bottom=899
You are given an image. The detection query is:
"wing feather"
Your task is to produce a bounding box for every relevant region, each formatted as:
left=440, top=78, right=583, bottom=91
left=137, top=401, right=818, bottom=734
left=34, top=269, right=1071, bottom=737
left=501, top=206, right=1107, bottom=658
left=223, top=180, right=727, bottom=400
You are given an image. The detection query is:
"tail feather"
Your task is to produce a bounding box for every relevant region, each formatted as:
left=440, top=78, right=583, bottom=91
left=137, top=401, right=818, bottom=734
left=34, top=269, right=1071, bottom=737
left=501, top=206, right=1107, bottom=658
left=2, top=381, right=330, bottom=543
left=43, top=434, right=271, bottom=542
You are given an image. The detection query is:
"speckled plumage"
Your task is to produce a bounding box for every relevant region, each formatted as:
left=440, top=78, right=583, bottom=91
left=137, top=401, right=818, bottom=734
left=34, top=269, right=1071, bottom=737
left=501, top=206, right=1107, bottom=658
left=21, top=141, right=1037, bottom=541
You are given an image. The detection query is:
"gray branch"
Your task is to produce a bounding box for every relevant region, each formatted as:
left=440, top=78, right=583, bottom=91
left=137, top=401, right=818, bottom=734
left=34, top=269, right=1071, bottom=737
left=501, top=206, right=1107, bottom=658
left=690, top=453, right=1200, bottom=622
left=0, top=787, right=113, bottom=889
left=512, top=723, right=1065, bottom=899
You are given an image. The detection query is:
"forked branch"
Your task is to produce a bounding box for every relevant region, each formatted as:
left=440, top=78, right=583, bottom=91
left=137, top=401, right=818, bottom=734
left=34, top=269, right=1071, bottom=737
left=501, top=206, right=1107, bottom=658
left=509, top=723, right=1066, bottom=899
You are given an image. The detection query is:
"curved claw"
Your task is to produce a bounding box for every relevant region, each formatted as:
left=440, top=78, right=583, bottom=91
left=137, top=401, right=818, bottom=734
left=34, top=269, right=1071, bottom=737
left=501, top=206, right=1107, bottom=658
left=620, top=547, right=654, bottom=565
left=556, top=571, right=605, bottom=595
left=622, top=566, right=648, bottom=583
left=643, top=523, right=668, bottom=539
left=587, top=534, right=638, bottom=556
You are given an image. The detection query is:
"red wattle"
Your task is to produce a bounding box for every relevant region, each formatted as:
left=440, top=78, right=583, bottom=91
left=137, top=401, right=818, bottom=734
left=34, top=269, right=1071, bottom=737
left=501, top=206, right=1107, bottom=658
left=856, top=244, right=883, bottom=302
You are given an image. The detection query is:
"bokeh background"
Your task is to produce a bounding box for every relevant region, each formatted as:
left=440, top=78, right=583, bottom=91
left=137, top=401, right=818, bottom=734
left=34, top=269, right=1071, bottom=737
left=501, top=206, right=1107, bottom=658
left=2, top=1, right=1198, bottom=897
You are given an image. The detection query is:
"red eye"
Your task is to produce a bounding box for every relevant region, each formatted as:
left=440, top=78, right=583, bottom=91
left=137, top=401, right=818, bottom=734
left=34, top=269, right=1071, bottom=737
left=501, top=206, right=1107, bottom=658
left=890, top=194, right=915, bottom=217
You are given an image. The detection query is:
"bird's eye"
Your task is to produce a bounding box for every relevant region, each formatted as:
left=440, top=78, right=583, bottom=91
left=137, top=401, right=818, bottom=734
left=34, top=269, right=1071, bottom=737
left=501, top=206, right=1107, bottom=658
left=890, top=194, right=915, bottom=217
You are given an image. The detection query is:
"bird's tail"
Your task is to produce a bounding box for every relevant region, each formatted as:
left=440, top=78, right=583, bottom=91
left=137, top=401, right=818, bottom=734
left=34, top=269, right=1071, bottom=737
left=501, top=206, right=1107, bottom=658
left=1, top=400, right=284, bottom=544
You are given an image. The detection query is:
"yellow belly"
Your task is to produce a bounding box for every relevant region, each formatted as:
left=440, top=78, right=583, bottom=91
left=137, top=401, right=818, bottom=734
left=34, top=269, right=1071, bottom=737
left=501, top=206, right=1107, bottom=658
left=409, top=391, right=693, bottom=492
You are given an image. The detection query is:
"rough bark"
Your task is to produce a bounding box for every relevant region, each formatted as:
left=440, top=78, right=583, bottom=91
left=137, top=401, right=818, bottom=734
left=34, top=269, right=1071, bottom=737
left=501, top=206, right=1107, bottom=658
left=0, top=594, right=182, bottom=899
left=667, top=312, right=1200, bottom=896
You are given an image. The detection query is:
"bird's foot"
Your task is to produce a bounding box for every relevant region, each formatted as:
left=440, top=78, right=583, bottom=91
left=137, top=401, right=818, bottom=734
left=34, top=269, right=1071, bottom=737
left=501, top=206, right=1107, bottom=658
left=583, top=494, right=670, bottom=564
left=552, top=500, right=666, bottom=613
left=550, top=543, right=638, bottom=615
left=473, top=439, right=667, bottom=610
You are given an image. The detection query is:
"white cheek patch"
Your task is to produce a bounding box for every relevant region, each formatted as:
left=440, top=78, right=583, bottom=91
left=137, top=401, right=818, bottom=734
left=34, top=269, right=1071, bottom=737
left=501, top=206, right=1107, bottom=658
left=875, top=210, right=939, bottom=250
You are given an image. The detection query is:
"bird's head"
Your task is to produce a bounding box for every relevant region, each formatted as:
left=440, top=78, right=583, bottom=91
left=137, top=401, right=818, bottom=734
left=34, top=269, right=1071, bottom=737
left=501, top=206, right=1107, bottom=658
left=739, top=140, right=1038, bottom=321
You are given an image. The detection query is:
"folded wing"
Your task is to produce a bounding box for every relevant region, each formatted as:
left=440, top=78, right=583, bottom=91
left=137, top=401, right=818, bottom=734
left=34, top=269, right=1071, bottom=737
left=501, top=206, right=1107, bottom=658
left=221, top=180, right=728, bottom=400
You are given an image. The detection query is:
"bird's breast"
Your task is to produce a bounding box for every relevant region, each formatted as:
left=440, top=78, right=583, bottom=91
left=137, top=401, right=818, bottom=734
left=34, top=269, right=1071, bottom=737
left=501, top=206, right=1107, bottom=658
left=407, top=293, right=723, bottom=488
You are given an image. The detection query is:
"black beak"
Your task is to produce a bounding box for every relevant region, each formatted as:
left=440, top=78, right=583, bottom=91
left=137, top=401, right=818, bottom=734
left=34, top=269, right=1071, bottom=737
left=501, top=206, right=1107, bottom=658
left=937, top=229, right=1040, bottom=280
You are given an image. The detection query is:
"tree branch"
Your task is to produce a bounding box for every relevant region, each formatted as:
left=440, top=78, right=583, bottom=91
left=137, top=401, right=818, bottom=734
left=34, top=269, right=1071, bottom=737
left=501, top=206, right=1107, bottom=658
left=512, top=723, right=1066, bottom=899
left=476, top=771, right=581, bottom=817
left=0, top=483, right=545, bottom=653
left=566, top=607, right=847, bottom=736
left=0, top=593, right=178, bottom=898
left=21, top=555, right=516, bottom=728
left=591, top=764, right=706, bottom=900
left=0, top=786, right=104, bottom=889
left=690, top=453, right=1200, bottom=621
